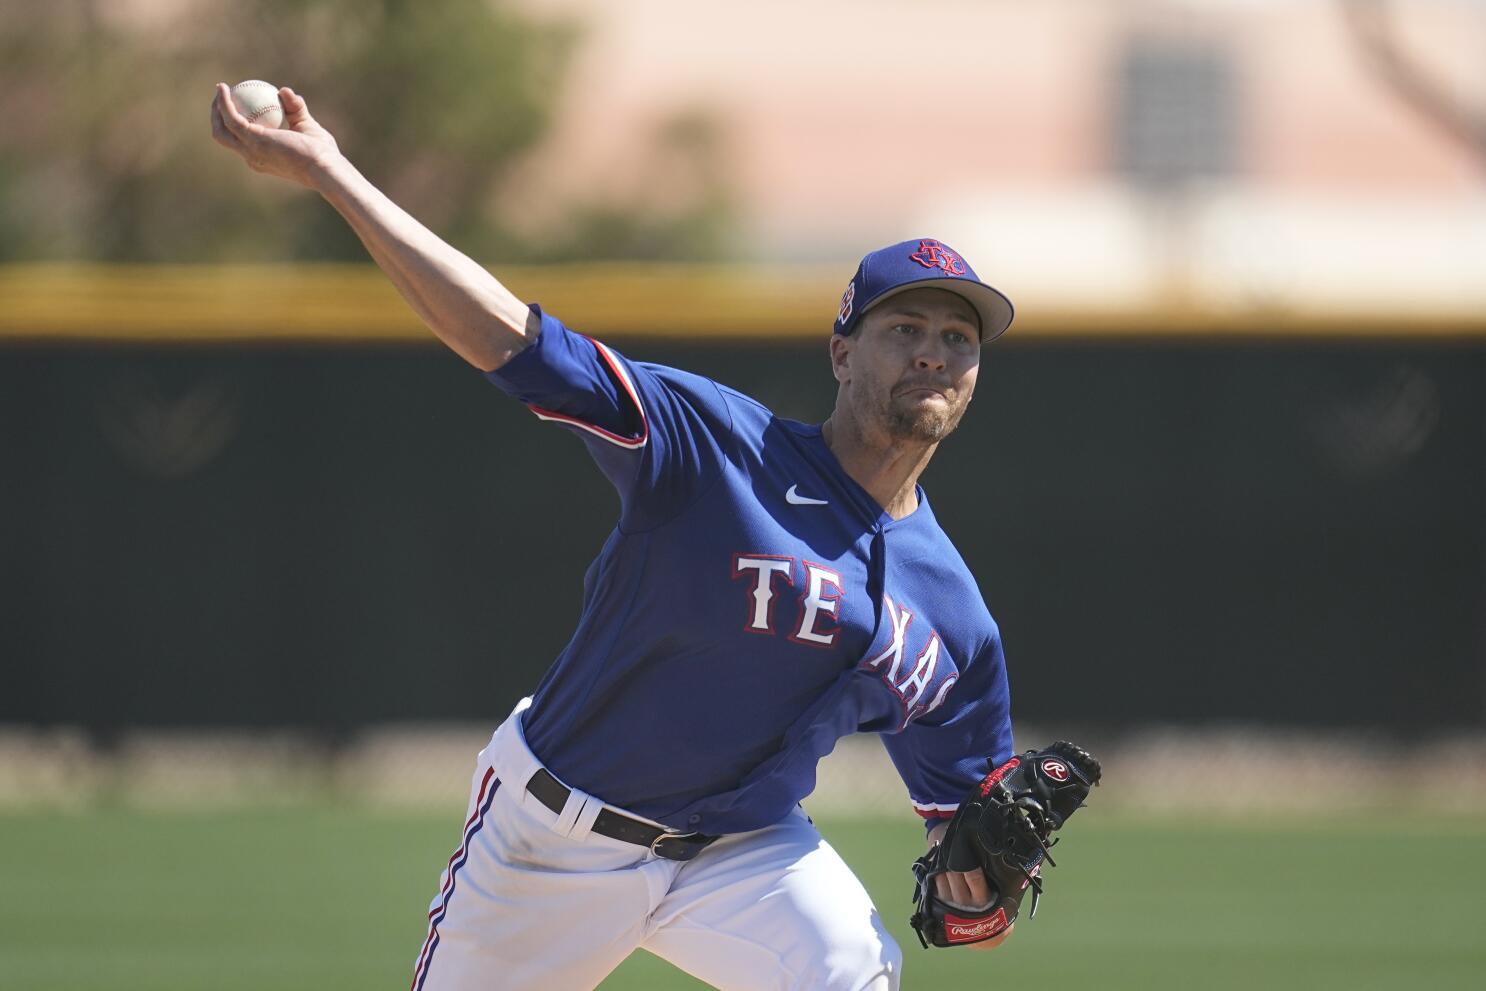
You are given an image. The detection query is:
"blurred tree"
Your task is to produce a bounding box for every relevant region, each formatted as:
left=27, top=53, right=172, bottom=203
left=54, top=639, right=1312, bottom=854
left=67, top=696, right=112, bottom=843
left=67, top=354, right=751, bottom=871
left=0, top=0, right=737, bottom=262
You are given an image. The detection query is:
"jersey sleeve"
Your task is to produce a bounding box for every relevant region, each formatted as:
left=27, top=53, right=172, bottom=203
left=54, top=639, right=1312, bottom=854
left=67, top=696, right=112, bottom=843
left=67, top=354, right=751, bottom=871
left=483, top=306, right=732, bottom=531
left=880, top=631, right=1013, bottom=829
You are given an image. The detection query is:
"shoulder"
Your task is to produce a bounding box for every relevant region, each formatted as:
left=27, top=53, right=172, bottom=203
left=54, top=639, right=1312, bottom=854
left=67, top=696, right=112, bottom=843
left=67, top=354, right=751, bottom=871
left=713, top=380, right=774, bottom=417
left=906, top=506, right=1000, bottom=641
left=627, top=361, right=744, bottom=433
left=634, top=361, right=735, bottom=402
left=674, top=376, right=774, bottom=430
left=915, top=501, right=983, bottom=582
left=636, top=369, right=786, bottom=437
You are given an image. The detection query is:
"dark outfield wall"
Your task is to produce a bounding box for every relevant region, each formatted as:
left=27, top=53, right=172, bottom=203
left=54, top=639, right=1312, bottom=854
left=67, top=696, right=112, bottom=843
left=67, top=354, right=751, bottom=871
left=2, top=339, right=1482, bottom=733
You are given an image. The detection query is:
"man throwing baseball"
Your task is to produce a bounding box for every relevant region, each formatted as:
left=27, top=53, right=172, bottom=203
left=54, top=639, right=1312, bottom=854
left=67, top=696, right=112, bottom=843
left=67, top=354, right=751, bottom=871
left=211, top=82, right=1093, bottom=991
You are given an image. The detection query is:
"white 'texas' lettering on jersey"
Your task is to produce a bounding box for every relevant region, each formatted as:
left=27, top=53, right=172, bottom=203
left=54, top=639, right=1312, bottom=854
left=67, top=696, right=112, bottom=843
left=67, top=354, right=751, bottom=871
left=863, top=594, right=959, bottom=725
left=791, top=561, right=843, bottom=647
left=730, top=553, right=842, bottom=647
left=863, top=595, right=914, bottom=681
left=732, top=555, right=794, bottom=634
left=728, top=558, right=961, bottom=714
left=897, top=633, right=942, bottom=710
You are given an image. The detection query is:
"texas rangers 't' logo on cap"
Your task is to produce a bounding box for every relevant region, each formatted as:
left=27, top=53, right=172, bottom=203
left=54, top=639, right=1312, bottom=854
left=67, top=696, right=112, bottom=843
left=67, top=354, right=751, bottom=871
left=909, top=239, right=968, bottom=276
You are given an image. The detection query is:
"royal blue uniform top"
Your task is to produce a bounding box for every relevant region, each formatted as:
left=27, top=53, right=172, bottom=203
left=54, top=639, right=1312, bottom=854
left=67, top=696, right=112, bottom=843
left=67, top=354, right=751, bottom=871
left=484, top=307, right=1013, bottom=836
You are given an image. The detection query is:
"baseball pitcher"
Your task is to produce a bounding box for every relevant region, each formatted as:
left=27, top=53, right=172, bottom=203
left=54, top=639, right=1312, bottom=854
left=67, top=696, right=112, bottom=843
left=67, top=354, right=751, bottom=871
left=210, top=82, right=1098, bottom=991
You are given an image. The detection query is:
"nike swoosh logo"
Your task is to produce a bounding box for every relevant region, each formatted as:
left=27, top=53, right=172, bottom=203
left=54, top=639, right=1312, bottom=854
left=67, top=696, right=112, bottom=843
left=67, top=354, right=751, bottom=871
left=786, top=484, right=829, bottom=506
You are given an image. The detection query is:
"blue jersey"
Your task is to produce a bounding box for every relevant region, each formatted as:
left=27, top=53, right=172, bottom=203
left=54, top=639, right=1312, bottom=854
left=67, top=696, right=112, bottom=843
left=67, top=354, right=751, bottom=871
left=484, top=308, right=1014, bottom=836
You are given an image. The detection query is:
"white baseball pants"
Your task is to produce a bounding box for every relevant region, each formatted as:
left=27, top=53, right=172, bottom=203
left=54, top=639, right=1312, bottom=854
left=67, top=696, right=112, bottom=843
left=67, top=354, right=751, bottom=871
left=409, top=699, right=902, bottom=991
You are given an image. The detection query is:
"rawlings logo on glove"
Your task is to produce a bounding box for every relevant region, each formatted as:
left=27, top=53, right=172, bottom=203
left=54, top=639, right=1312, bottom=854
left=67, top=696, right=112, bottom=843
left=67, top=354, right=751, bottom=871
left=943, top=908, right=1010, bottom=944
left=909, top=741, right=1101, bottom=949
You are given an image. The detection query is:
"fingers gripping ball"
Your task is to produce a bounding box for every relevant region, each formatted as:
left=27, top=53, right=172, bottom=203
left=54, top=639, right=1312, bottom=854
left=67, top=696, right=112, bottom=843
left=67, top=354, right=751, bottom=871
left=909, top=741, right=1101, bottom=948
left=230, top=80, right=284, bottom=129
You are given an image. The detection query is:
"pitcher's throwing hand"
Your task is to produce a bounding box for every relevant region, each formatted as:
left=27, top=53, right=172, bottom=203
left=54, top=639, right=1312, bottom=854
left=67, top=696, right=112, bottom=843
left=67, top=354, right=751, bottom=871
left=210, top=82, right=339, bottom=187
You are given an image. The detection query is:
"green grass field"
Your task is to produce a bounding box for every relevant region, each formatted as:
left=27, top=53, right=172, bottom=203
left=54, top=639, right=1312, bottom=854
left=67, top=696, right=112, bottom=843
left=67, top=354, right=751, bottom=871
left=2, top=807, right=1482, bottom=989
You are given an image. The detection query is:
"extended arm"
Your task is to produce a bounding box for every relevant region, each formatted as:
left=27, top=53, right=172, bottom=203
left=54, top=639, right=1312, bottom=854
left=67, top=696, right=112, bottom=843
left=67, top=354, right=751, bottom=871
left=209, top=83, right=534, bottom=372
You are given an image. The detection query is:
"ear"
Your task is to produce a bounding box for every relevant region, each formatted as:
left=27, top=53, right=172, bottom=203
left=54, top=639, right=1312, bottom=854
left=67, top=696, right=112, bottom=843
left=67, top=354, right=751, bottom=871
left=828, top=333, right=852, bottom=385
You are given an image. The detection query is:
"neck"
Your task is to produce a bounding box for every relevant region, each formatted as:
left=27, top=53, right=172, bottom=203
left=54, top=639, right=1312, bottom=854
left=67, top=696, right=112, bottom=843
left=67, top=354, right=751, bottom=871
left=821, top=414, right=937, bottom=519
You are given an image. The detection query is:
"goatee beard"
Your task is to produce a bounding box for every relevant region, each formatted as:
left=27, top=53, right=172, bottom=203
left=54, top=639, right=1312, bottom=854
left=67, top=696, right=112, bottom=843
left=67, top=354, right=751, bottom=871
left=886, top=405, right=951, bottom=443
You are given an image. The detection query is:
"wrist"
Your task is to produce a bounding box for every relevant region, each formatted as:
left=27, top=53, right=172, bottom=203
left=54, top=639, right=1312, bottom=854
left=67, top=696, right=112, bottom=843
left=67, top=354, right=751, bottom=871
left=306, top=151, right=355, bottom=193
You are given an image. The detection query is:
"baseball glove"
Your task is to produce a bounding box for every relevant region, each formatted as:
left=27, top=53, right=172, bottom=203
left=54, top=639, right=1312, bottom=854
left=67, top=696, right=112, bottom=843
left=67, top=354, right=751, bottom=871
left=909, top=741, right=1101, bottom=948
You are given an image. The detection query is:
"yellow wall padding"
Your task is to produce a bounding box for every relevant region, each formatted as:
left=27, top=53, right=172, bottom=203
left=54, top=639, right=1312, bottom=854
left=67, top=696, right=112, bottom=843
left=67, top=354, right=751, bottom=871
left=2, top=264, right=1482, bottom=343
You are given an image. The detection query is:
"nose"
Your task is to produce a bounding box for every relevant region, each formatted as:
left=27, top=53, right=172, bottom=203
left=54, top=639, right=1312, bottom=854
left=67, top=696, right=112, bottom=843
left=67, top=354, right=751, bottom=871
left=913, top=337, right=948, bottom=371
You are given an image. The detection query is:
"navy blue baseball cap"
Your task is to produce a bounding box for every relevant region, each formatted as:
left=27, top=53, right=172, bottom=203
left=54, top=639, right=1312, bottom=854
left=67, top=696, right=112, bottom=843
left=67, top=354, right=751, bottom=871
left=833, top=238, right=1014, bottom=344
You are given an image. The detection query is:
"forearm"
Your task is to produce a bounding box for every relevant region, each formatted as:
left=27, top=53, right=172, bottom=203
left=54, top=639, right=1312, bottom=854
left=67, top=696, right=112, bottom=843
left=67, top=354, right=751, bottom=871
left=309, top=153, right=534, bottom=371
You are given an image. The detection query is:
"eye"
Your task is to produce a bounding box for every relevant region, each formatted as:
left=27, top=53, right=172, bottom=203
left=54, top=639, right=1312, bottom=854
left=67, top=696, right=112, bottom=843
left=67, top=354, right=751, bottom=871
left=892, top=323, right=918, bottom=336
left=945, top=330, right=970, bottom=347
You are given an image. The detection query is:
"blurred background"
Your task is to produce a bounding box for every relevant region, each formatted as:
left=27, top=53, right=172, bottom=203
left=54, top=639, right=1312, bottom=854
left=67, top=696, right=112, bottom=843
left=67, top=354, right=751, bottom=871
left=2, top=0, right=1484, bottom=988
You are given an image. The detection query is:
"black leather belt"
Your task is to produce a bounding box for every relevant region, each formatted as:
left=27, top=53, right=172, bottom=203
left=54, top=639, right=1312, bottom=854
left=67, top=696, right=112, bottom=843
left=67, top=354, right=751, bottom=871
left=525, top=768, right=718, bottom=862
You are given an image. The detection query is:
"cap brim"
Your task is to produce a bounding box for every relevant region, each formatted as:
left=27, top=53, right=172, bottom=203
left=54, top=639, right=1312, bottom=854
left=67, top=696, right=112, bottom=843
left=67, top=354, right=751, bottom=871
left=857, top=278, right=1015, bottom=344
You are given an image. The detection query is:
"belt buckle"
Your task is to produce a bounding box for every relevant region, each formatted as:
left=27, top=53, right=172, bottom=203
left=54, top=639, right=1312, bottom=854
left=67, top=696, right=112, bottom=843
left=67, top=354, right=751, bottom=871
left=649, top=830, right=699, bottom=860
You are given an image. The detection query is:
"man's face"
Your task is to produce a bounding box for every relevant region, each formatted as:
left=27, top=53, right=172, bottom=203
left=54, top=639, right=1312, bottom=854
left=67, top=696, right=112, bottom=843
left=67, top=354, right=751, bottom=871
left=833, top=287, right=981, bottom=444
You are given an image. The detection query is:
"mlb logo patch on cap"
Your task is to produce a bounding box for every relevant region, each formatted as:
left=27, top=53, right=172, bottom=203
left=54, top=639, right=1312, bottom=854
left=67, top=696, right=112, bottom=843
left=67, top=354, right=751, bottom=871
left=832, top=238, right=1015, bottom=344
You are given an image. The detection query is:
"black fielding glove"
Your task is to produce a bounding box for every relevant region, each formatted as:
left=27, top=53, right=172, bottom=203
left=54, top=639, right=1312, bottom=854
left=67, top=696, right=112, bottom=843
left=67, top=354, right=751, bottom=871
left=909, top=741, right=1101, bottom=948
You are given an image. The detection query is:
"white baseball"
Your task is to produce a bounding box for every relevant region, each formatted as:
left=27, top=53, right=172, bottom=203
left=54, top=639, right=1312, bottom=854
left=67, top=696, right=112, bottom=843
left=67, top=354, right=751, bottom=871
left=230, top=80, right=284, bottom=129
